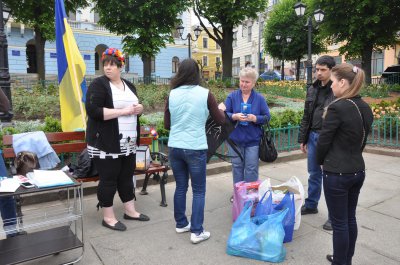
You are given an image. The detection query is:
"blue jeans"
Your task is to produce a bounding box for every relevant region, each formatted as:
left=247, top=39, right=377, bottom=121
left=323, top=171, right=365, bottom=265
left=304, top=131, right=323, bottom=209
left=228, top=144, right=259, bottom=184
left=169, top=147, right=207, bottom=234
left=0, top=152, right=17, bottom=237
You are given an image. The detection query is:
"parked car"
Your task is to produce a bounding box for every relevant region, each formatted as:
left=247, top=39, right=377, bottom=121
left=381, top=64, right=400, bottom=84
left=259, top=70, right=295, bottom=81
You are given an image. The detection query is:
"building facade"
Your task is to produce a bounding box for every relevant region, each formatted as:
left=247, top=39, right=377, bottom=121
left=6, top=4, right=192, bottom=79
left=192, top=27, right=222, bottom=79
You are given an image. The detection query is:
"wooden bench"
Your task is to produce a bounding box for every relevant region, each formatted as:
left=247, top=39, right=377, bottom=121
left=2, top=131, right=169, bottom=207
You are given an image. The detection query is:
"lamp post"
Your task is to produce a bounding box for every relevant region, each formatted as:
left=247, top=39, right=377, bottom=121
left=294, top=2, right=324, bottom=86
left=0, top=0, right=11, bottom=122
left=275, top=34, right=292, bottom=81
left=176, top=25, right=202, bottom=58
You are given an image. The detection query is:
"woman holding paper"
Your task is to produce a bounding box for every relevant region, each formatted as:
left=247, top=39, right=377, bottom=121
left=224, top=66, right=270, bottom=201
left=85, top=48, right=149, bottom=232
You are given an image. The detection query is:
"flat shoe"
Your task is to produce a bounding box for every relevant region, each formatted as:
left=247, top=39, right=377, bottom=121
left=123, top=213, right=150, bottom=221
left=326, top=254, right=333, bottom=263
left=102, top=220, right=127, bottom=231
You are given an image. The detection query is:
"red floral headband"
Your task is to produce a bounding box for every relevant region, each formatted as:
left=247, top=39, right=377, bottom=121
left=102, top=48, right=125, bottom=66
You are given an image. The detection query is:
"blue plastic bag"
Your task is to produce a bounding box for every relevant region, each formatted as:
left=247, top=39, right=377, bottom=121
left=256, top=191, right=295, bottom=242
left=226, top=202, right=287, bottom=263
left=255, top=191, right=295, bottom=243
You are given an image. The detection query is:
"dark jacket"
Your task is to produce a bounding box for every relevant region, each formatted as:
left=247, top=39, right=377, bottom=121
left=316, top=96, right=373, bottom=173
left=85, top=75, right=140, bottom=153
left=298, top=80, right=334, bottom=144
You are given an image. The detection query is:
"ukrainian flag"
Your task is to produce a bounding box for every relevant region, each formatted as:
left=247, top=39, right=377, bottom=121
left=55, top=0, right=87, bottom=132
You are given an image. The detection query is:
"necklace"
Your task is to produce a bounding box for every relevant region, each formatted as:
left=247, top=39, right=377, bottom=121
left=111, top=79, right=125, bottom=91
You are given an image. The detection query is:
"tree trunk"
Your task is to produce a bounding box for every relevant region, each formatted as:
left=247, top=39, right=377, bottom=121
left=142, top=54, right=151, bottom=84
left=361, top=44, right=373, bottom=85
left=221, top=26, right=233, bottom=79
left=296, top=57, right=301, bottom=81
left=34, top=28, right=46, bottom=81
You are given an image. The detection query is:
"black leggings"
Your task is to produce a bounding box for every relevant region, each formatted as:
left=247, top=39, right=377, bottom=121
left=92, top=154, right=136, bottom=207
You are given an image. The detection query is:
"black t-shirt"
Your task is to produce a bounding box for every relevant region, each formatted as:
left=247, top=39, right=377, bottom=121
left=311, top=83, right=331, bottom=131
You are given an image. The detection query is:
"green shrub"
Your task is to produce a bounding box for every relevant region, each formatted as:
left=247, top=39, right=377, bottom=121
left=361, top=84, right=389, bottom=98
left=12, top=86, right=60, bottom=120
left=42, top=116, right=62, bottom=132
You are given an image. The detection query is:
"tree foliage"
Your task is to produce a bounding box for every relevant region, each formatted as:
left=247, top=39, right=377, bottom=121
left=4, top=0, right=89, bottom=80
left=193, top=0, right=267, bottom=78
left=264, top=0, right=325, bottom=80
left=314, top=0, right=400, bottom=83
left=95, top=0, right=190, bottom=79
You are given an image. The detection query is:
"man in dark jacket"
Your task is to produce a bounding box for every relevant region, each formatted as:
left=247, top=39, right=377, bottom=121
left=298, top=55, right=335, bottom=231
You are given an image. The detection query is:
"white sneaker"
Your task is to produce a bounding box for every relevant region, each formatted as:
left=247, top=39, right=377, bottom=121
left=176, top=222, right=191, bottom=233
left=190, top=231, right=211, bottom=244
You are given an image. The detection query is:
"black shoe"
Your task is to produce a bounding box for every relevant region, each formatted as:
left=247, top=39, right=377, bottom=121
left=301, top=205, right=318, bottom=215
left=323, top=219, right=333, bottom=231
left=326, top=254, right=333, bottom=263
left=102, top=220, right=127, bottom=231
left=123, top=213, right=150, bottom=221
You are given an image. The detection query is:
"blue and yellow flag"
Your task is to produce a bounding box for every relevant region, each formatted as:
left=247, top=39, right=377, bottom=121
left=55, top=0, right=87, bottom=132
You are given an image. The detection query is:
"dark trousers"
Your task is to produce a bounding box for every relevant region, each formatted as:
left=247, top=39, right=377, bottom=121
left=92, top=154, right=136, bottom=207
left=323, top=170, right=365, bottom=265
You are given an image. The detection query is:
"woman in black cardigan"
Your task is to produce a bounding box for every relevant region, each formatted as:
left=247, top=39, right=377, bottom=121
left=316, top=63, right=373, bottom=265
left=86, top=48, right=149, bottom=231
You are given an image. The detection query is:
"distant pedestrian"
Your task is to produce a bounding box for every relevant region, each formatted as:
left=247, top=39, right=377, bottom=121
left=316, top=63, right=373, bottom=265
left=298, top=55, right=336, bottom=231
left=164, top=58, right=225, bottom=244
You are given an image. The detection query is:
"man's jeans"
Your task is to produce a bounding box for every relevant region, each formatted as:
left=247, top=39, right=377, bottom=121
left=0, top=152, right=17, bottom=237
left=323, top=171, right=365, bottom=265
left=169, top=147, right=207, bottom=234
left=304, top=131, right=323, bottom=209
left=228, top=144, right=259, bottom=184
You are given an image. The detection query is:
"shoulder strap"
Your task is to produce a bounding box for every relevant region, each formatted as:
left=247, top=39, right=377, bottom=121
left=346, top=99, right=366, bottom=148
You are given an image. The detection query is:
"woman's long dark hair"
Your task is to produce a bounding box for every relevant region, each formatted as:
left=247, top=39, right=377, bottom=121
left=170, top=58, right=200, bottom=89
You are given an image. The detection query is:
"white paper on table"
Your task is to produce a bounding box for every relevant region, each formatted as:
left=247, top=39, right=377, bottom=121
left=29, top=170, right=74, bottom=188
left=0, top=178, right=20, bottom=192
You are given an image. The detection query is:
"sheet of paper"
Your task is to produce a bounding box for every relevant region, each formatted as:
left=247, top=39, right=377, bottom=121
left=29, top=170, right=74, bottom=188
left=0, top=178, right=20, bottom=192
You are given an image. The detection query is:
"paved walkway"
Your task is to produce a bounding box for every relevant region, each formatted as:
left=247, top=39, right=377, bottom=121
left=19, top=152, right=400, bottom=265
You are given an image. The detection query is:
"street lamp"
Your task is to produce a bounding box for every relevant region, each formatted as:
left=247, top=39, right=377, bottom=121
left=0, top=0, right=12, bottom=122
left=275, top=34, right=292, bottom=81
left=294, top=2, right=324, bottom=86
left=177, top=25, right=202, bottom=58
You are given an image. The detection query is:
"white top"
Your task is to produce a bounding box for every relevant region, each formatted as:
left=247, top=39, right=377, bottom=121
left=88, top=81, right=138, bottom=159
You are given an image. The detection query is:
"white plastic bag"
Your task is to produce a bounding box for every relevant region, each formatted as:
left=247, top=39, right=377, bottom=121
left=258, top=176, right=305, bottom=230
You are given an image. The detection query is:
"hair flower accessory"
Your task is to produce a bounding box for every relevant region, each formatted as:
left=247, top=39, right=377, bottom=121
left=102, top=48, right=125, bottom=65
left=352, top=66, right=358, bottom=74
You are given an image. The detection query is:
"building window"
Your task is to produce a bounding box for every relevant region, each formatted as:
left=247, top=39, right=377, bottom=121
left=371, top=52, right=384, bottom=75
left=233, top=57, right=240, bottom=76
left=333, top=56, right=342, bottom=65
left=151, top=57, right=155, bottom=73
left=247, top=25, right=252, bottom=42
left=203, top=37, right=208, bottom=48
left=233, top=32, right=237, bottom=47
left=95, top=52, right=99, bottom=71
left=216, top=43, right=220, bottom=49
left=203, top=56, right=208, bottom=67
left=245, top=55, right=252, bottom=66
left=172, top=56, right=179, bottom=73
left=124, top=54, right=130, bottom=73
left=216, top=57, right=221, bottom=64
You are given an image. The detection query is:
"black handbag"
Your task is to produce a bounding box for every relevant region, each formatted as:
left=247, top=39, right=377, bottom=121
left=259, top=120, right=278, bottom=163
